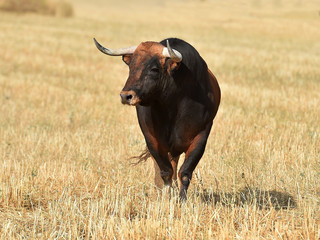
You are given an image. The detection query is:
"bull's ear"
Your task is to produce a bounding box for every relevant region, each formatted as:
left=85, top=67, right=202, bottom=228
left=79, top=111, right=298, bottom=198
left=122, top=55, right=132, bottom=65
left=166, top=59, right=180, bottom=75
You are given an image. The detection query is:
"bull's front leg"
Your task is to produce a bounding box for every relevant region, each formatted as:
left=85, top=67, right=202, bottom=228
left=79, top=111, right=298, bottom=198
left=153, top=153, right=180, bottom=189
left=178, top=124, right=212, bottom=200
left=145, top=137, right=173, bottom=187
left=150, top=150, right=173, bottom=187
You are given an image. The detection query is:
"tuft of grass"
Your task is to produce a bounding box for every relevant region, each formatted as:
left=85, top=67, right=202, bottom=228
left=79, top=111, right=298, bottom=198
left=0, top=0, right=73, bottom=17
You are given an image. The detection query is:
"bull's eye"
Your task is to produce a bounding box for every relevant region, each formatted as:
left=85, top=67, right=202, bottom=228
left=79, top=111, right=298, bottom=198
left=150, top=67, right=160, bottom=73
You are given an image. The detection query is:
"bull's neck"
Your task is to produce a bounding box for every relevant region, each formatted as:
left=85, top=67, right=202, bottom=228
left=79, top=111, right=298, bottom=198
left=155, top=75, right=182, bottom=107
left=155, top=87, right=181, bottom=110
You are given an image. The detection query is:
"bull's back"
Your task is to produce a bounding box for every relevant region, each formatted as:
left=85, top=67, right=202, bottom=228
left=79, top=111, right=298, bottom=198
left=207, top=68, right=221, bottom=118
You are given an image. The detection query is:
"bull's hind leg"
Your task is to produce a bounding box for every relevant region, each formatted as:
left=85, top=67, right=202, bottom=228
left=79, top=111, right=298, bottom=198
left=169, top=153, right=180, bottom=188
left=178, top=125, right=212, bottom=200
left=152, top=157, right=163, bottom=189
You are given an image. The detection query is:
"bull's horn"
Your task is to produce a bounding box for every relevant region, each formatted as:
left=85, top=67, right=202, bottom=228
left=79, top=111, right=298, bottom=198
left=93, top=38, right=137, bottom=56
left=162, top=39, right=182, bottom=62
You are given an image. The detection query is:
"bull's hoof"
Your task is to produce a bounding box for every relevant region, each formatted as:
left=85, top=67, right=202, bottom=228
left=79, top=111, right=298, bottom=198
left=161, top=172, right=173, bottom=186
left=179, top=189, right=187, bottom=201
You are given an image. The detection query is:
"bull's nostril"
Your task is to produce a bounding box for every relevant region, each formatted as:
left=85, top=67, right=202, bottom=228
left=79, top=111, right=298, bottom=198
left=126, top=95, right=133, bottom=101
left=120, top=91, right=136, bottom=105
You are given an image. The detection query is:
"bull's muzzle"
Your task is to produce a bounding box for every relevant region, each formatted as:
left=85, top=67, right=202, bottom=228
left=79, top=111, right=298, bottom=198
left=120, top=90, right=141, bottom=106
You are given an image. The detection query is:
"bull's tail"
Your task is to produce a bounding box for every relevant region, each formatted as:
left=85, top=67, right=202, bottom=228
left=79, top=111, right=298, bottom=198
left=129, top=147, right=151, bottom=165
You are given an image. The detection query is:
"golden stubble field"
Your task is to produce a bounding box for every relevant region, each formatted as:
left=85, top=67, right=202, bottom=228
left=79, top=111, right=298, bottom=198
left=0, top=0, right=319, bottom=238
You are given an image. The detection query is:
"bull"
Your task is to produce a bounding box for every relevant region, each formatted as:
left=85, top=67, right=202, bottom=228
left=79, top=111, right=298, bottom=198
left=94, top=38, right=221, bottom=200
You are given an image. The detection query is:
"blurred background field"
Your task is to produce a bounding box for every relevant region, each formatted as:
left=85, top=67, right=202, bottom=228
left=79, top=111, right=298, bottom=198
left=0, top=0, right=73, bottom=17
left=0, top=0, right=319, bottom=238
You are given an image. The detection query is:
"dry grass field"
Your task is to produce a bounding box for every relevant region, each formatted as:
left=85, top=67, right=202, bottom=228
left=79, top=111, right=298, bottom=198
left=1, top=0, right=320, bottom=238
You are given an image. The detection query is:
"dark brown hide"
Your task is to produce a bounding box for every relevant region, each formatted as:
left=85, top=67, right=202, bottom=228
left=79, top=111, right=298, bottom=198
left=95, top=38, right=221, bottom=199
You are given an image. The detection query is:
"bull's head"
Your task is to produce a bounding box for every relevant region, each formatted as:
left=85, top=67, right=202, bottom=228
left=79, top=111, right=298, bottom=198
left=94, top=38, right=182, bottom=106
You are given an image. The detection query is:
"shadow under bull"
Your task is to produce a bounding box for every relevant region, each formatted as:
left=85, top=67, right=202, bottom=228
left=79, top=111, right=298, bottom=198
left=198, top=187, right=296, bottom=210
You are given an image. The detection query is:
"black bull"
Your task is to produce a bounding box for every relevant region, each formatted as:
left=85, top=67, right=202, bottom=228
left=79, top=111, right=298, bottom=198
left=94, top=38, right=221, bottom=199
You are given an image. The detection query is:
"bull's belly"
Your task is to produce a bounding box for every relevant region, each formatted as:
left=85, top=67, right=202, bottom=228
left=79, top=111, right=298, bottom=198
left=136, top=102, right=213, bottom=157
left=167, top=122, right=207, bottom=156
